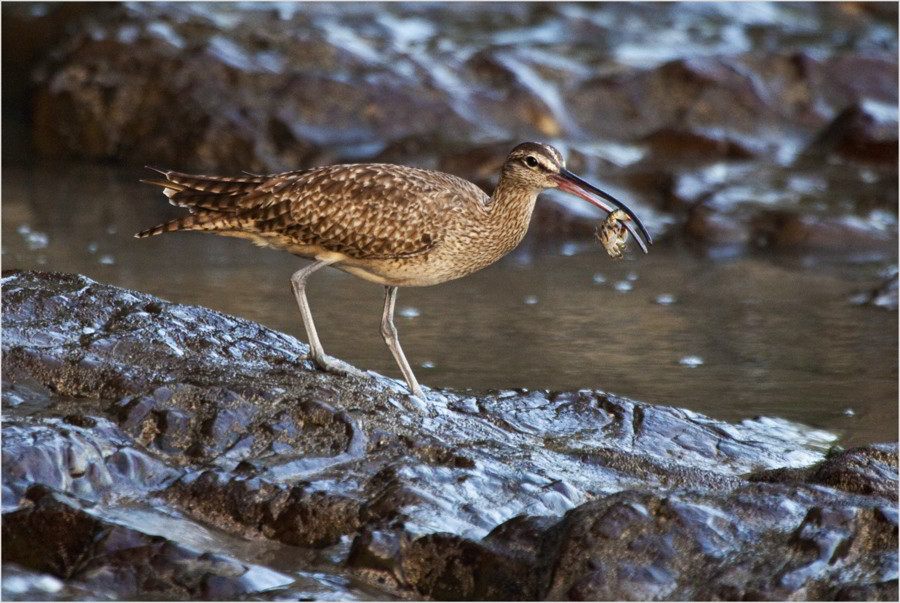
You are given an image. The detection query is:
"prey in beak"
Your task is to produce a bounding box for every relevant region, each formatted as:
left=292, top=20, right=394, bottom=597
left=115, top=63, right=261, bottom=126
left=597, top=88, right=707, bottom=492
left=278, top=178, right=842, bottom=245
left=551, top=169, right=653, bottom=254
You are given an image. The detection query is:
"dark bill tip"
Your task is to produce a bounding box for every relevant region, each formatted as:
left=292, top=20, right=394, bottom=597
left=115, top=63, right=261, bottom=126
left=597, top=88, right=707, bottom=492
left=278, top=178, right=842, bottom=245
left=556, top=169, right=653, bottom=252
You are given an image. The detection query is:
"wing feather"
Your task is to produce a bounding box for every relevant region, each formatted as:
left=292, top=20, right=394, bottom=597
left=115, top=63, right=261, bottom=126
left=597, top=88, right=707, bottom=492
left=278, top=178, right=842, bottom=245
left=138, top=163, right=487, bottom=259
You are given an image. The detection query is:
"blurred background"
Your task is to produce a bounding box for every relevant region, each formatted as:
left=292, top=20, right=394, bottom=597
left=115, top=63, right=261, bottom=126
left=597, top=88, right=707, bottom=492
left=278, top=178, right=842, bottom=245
left=2, top=1, right=897, bottom=446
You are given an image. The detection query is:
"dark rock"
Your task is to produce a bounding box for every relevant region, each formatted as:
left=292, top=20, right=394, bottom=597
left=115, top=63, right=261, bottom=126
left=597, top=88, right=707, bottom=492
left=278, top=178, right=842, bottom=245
left=816, top=55, right=899, bottom=110
left=1, top=3, right=112, bottom=162
left=2, top=415, right=178, bottom=505
left=750, top=210, right=896, bottom=252
left=833, top=580, right=899, bottom=601
left=115, top=390, right=162, bottom=431
left=570, top=48, right=897, bottom=145
left=461, top=48, right=564, bottom=139
left=534, top=485, right=898, bottom=600
left=155, top=408, right=193, bottom=452
left=165, top=469, right=363, bottom=548
left=9, top=2, right=898, bottom=254
left=750, top=443, right=899, bottom=501
left=807, top=102, right=899, bottom=165
left=669, top=161, right=897, bottom=257
left=62, top=413, right=97, bottom=428
left=27, top=4, right=478, bottom=172
left=683, top=205, right=752, bottom=247
left=399, top=533, right=534, bottom=600
left=362, top=480, right=425, bottom=523
left=269, top=489, right=363, bottom=548
left=437, top=142, right=510, bottom=193
left=19, top=3, right=896, bottom=191
left=483, top=514, right=556, bottom=563
left=1, top=563, right=89, bottom=601
left=2, top=270, right=896, bottom=600
left=347, top=528, right=412, bottom=576
left=570, top=56, right=771, bottom=141
left=641, top=127, right=759, bottom=164
left=1, top=491, right=285, bottom=599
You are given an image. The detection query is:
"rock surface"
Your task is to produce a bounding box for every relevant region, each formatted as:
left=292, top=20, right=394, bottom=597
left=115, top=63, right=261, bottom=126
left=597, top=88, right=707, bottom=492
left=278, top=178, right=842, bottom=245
left=18, top=4, right=897, bottom=170
left=2, top=270, right=897, bottom=600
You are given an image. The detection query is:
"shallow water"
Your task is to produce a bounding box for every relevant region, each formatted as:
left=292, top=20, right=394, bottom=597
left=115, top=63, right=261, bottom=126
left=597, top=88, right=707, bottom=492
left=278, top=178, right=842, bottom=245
left=2, top=162, right=896, bottom=447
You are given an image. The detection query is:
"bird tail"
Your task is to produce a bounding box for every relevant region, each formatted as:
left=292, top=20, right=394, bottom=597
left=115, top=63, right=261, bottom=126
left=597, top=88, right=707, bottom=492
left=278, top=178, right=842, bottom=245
left=135, top=167, right=268, bottom=238
left=140, top=167, right=268, bottom=212
left=134, top=211, right=241, bottom=238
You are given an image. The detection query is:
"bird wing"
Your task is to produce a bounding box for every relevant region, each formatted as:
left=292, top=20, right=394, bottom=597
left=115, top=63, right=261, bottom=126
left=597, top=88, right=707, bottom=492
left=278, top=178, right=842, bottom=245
left=140, top=163, right=488, bottom=260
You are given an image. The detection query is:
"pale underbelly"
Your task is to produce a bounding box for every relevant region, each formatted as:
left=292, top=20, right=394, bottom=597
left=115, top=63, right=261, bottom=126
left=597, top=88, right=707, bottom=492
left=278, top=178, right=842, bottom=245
left=220, top=229, right=514, bottom=288
left=329, top=251, right=484, bottom=287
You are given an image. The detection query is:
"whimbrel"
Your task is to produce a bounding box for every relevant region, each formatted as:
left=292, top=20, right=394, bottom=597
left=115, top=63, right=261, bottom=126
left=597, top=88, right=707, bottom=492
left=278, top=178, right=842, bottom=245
left=136, top=142, right=652, bottom=399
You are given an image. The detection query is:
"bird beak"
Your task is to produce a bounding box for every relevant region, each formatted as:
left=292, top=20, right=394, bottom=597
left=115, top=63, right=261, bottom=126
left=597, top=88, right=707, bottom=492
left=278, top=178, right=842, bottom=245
left=551, top=169, right=652, bottom=253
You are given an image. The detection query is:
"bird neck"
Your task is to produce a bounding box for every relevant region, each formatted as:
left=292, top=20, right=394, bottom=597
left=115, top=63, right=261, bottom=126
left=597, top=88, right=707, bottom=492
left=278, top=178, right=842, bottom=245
left=488, top=176, right=541, bottom=224
left=478, top=175, right=542, bottom=255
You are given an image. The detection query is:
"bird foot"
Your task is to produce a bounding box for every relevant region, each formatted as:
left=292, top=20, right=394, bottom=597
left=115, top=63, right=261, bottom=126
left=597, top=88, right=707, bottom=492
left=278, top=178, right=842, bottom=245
left=301, top=353, right=373, bottom=382
left=411, top=388, right=426, bottom=400
left=400, top=391, right=436, bottom=416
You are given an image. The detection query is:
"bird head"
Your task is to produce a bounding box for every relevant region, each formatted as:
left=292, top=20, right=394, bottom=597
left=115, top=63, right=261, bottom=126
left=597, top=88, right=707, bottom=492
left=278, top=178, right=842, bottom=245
left=503, top=142, right=653, bottom=253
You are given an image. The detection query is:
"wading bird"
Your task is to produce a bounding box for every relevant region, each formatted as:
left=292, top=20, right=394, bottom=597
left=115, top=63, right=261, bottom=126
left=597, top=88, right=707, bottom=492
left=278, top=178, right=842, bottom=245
left=137, top=142, right=652, bottom=399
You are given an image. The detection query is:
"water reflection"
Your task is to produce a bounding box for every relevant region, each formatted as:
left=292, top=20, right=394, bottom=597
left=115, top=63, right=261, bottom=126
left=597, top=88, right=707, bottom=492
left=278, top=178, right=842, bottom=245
left=2, top=162, right=896, bottom=447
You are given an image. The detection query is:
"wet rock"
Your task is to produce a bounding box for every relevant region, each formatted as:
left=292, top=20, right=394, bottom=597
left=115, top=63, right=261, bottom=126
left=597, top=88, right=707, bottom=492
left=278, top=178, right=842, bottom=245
left=532, top=484, right=899, bottom=601
left=462, top=48, right=565, bottom=138
left=2, top=413, right=178, bottom=507
left=347, top=528, right=413, bottom=579
left=571, top=49, right=897, bottom=145
left=641, top=127, right=759, bottom=164
left=382, top=472, right=898, bottom=600
left=683, top=205, right=752, bottom=248
left=1, top=490, right=288, bottom=600
left=22, top=4, right=896, bottom=171
left=832, top=580, right=899, bottom=601
left=437, top=142, right=510, bottom=193
left=482, top=514, right=557, bottom=559
left=267, top=486, right=362, bottom=548
left=750, top=443, right=899, bottom=501
left=29, top=4, right=477, bottom=172
left=1, top=3, right=111, bottom=162
left=570, top=55, right=775, bottom=142
left=750, top=209, right=896, bottom=252
left=669, top=156, right=897, bottom=256
left=807, top=101, right=899, bottom=165
left=2, top=270, right=896, bottom=600
left=399, top=532, right=533, bottom=600
left=1, top=563, right=83, bottom=601
left=815, top=54, right=899, bottom=112
left=161, top=428, right=368, bottom=545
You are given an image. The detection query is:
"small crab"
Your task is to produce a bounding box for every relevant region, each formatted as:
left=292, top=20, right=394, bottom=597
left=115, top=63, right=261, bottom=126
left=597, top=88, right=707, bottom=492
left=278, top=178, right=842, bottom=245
left=595, top=209, right=630, bottom=259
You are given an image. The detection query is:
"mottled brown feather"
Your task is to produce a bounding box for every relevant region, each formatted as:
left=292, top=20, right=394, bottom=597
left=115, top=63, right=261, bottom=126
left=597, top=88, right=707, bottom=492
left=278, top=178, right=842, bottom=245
left=138, top=163, right=489, bottom=260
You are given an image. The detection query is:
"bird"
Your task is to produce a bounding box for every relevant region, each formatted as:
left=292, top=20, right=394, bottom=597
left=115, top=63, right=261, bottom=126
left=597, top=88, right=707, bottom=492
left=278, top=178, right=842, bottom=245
left=136, top=142, right=652, bottom=400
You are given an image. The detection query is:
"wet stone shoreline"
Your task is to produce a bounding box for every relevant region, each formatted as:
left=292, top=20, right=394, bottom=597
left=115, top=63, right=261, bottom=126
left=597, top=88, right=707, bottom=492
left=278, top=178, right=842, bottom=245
left=1, top=270, right=897, bottom=600
left=7, top=2, right=898, bottom=254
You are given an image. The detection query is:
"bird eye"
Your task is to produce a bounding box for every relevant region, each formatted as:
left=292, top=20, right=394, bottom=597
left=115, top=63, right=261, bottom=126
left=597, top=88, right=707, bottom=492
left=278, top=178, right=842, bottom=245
left=525, top=156, right=538, bottom=168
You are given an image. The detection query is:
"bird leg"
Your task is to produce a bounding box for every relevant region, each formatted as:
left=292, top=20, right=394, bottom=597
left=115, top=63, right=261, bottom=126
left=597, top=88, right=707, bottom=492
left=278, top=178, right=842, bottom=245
left=290, top=260, right=369, bottom=381
left=381, top=286, right=425, bottom=399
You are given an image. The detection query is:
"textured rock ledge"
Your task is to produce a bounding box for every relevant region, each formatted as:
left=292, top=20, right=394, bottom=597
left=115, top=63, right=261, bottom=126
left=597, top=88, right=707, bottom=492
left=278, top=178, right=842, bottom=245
left=2, top=270, right=896, bottom=601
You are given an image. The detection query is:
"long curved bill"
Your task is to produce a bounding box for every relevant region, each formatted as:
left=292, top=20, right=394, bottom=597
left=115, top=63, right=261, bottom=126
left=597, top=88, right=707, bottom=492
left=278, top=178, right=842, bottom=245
left=552, top=169, right=652, bottom=253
